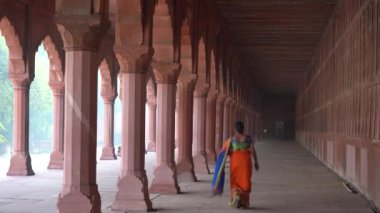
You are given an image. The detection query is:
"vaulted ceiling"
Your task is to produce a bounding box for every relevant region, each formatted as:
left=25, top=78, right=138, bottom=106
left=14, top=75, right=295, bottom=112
left=213, top=0, right=337, bottom=95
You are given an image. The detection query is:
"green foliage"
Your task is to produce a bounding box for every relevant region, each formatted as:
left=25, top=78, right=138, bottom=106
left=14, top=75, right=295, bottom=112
left=0, top=36, right=13, bottom=147
left=0, top=36, right=53, bottom=153
left=0, top=122, right=7, bottom=144
left=29, top=45, right=53, bottom=143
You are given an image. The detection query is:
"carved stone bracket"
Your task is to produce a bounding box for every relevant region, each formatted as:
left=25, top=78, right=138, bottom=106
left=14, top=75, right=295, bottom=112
left=151, top=61, right=181, bottom=84
left=9, top=74, right=31, bottom=89
left=177, top=73, right=197, bottom=91
left=115, top=45, right=153, bottom=73
left=194, top=83, right=210, bottom=98
left=207, top=89, right=218, bottom=102
left=55, top=15, right=110, bottom=51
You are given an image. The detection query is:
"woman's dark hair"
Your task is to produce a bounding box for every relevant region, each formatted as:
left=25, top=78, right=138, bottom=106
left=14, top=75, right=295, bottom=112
left=234, top=121, right=244, bottom=134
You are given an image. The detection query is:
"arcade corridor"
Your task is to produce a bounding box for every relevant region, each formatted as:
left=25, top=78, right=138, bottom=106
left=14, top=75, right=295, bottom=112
left=0, top=0, right=380, bottom=212
left=0, top=141, right=373, bottom=212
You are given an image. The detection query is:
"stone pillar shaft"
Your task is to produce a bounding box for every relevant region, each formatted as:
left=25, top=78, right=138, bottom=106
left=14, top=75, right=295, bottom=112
left=7, top=80, right=34, bottom=176
left=48, top=86, right=65, bottom=169
left=176, top=74, right=197, bottom=182
left=146, top=103, right=156, bottom=152
left=150, top=81, right=181, bottom=193
left=205, top=93, right=217, bottom=166
left=193, top=87, right=210, bottom=174
left=215, top=95, right=225, bottom=153
left=112, top=72, right=152, bottom=211
left=223, top=98, right=232, bottom=141
left=229, top=101, right=236, bottom=135
left=57, top=50, right=101, bottom=213
left=100, top=97, right=116, bottom=160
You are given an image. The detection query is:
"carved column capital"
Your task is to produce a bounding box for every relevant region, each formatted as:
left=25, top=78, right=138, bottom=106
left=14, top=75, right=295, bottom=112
left=55, top=15, right=110, bottom=51
left=177, top=74, right=197, bottom=91
left=115, top=45, right=153, bottom=73
left=50, top=83, right=65, bottom=96
left=216, top=94, right=226, bottom=105
left=207, top=89, right=218, bottom=102
left=147, top=100, right=157, bottom=110
left=224, top=97, right=233, bottom=106
left=194, top=83, right=210, bottom=98
left=152, top=61, right=181, bottom=84
left=9, top=74, right=31, bottom=89
left=230, top=99, right=237, bottom=108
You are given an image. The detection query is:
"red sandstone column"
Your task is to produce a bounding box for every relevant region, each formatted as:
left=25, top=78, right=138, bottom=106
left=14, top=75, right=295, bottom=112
left=215, top=95, right=225, bottom=153
left=176, top=74, right=197, bottom=182
left=111, top=0, right=154, bottom=208
left=100, top=93, right=117, bottom=160
left=223, top=98, right=232, bottom=140
left=112, top=66, right=152, bottom=210
left=230, top=101, right=237, bottom=135
left=205, top=91, right=218, bottom=166
left=175, top=96, right=179, bottom=148
left=149, top=62, right=181, bottom=194
left=55, top=18, right=108, bottom=213
left=146, top=101, right=157, bottom=152
left=48, top=84, right=65, bottom=169
left=7, top=78, right=34, bottom=176
left=146, top=79, right=157, bottom=152
left=193, top=84, right=210, bottom=174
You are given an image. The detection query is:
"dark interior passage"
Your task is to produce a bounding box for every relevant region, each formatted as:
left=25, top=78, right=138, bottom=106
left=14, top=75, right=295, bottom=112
left=262, top=95, right=295, bottom=140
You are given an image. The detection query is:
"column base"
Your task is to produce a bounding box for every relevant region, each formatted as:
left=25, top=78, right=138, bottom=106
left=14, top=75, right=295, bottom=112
left=146, top=142, right=156, bottom=152
left=206, top=151, right=216, bottom=166
left=176, top=160, right=197, bottom=182
left=48, top=150, right=64, bottom=169
left=193, top=154, right=210, bottom=174
left=100, top=147, right=117, bottom=160
left=112, top=172, right=152, bottom=212
left=149, top=165, right=180, bottom=194
left=7, top=153, right=34, bottom=176
left=57, top=189, right=101, bottom=213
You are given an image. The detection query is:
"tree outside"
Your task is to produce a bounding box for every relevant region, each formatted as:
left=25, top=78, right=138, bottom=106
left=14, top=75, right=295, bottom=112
left=0, top=34, right=53, bottom=156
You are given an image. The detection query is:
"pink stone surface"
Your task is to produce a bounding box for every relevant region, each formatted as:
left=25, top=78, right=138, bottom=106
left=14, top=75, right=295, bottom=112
left=146, top=79, right=157, bottom=152
left=112, top=73, right=152, bottom=211
left=146, top=103, right=157, bottom=152
left=215, top=95, right=225, bottom=153
left=48, top=87, right=65, bottom=169
left=205, top=93, right=217, bottom=166
left=149, top=83, right=180, bottom=194
left=192, top=94, right=210, bottom=174
left=222, top=98, right=232, bottom=141
left=7, top=81, right=34, bottom=176
left=100, top=98, right=117, bottom=160
left=176, top=74, right=197, bottom=182
left=57, top=50, right=101, bottom=213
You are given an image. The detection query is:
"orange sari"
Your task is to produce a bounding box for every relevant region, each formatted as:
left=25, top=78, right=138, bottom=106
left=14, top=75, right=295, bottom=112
left=225, top=137, right=253, bottom=207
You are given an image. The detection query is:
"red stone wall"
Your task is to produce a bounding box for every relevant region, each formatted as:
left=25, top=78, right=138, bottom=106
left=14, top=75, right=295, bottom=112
left=296, top=0, right=380, bottom=207
left=262, top=95, right=295, bottom=140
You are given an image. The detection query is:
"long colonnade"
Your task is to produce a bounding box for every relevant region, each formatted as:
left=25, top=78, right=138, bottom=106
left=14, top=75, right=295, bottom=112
left=0, top=0, right=261, bottom=212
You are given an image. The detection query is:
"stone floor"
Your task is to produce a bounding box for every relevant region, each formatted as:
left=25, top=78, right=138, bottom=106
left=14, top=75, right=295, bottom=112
left=0, top=141, right=374, bottom=213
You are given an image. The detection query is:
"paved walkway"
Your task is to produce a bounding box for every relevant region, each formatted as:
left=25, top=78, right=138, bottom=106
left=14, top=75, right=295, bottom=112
left=0, top=141, right=373, bottom=212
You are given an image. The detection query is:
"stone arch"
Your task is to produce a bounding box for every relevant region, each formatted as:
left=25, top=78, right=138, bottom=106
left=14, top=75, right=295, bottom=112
left=99, top=33, right=119, bottom=94
left=209, top=49, right=217, bottom=92
left=146, top=78, right=156, bottom=105
left=152, top=0, right=179, bottom=63
left=99, top=58, right=118, bottom=100
left=197, top=37, right=207, bottom=83
left=42, top=36, right=64, bottom=87
left=180, top=19, right=192, bottom=74
left=217, top=46, right=226, bottom=95
left=0, top=17, right=25, bottom=75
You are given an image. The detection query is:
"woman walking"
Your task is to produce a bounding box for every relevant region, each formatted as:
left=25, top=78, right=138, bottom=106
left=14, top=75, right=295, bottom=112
left=212, top=121, right=259, bottom=208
